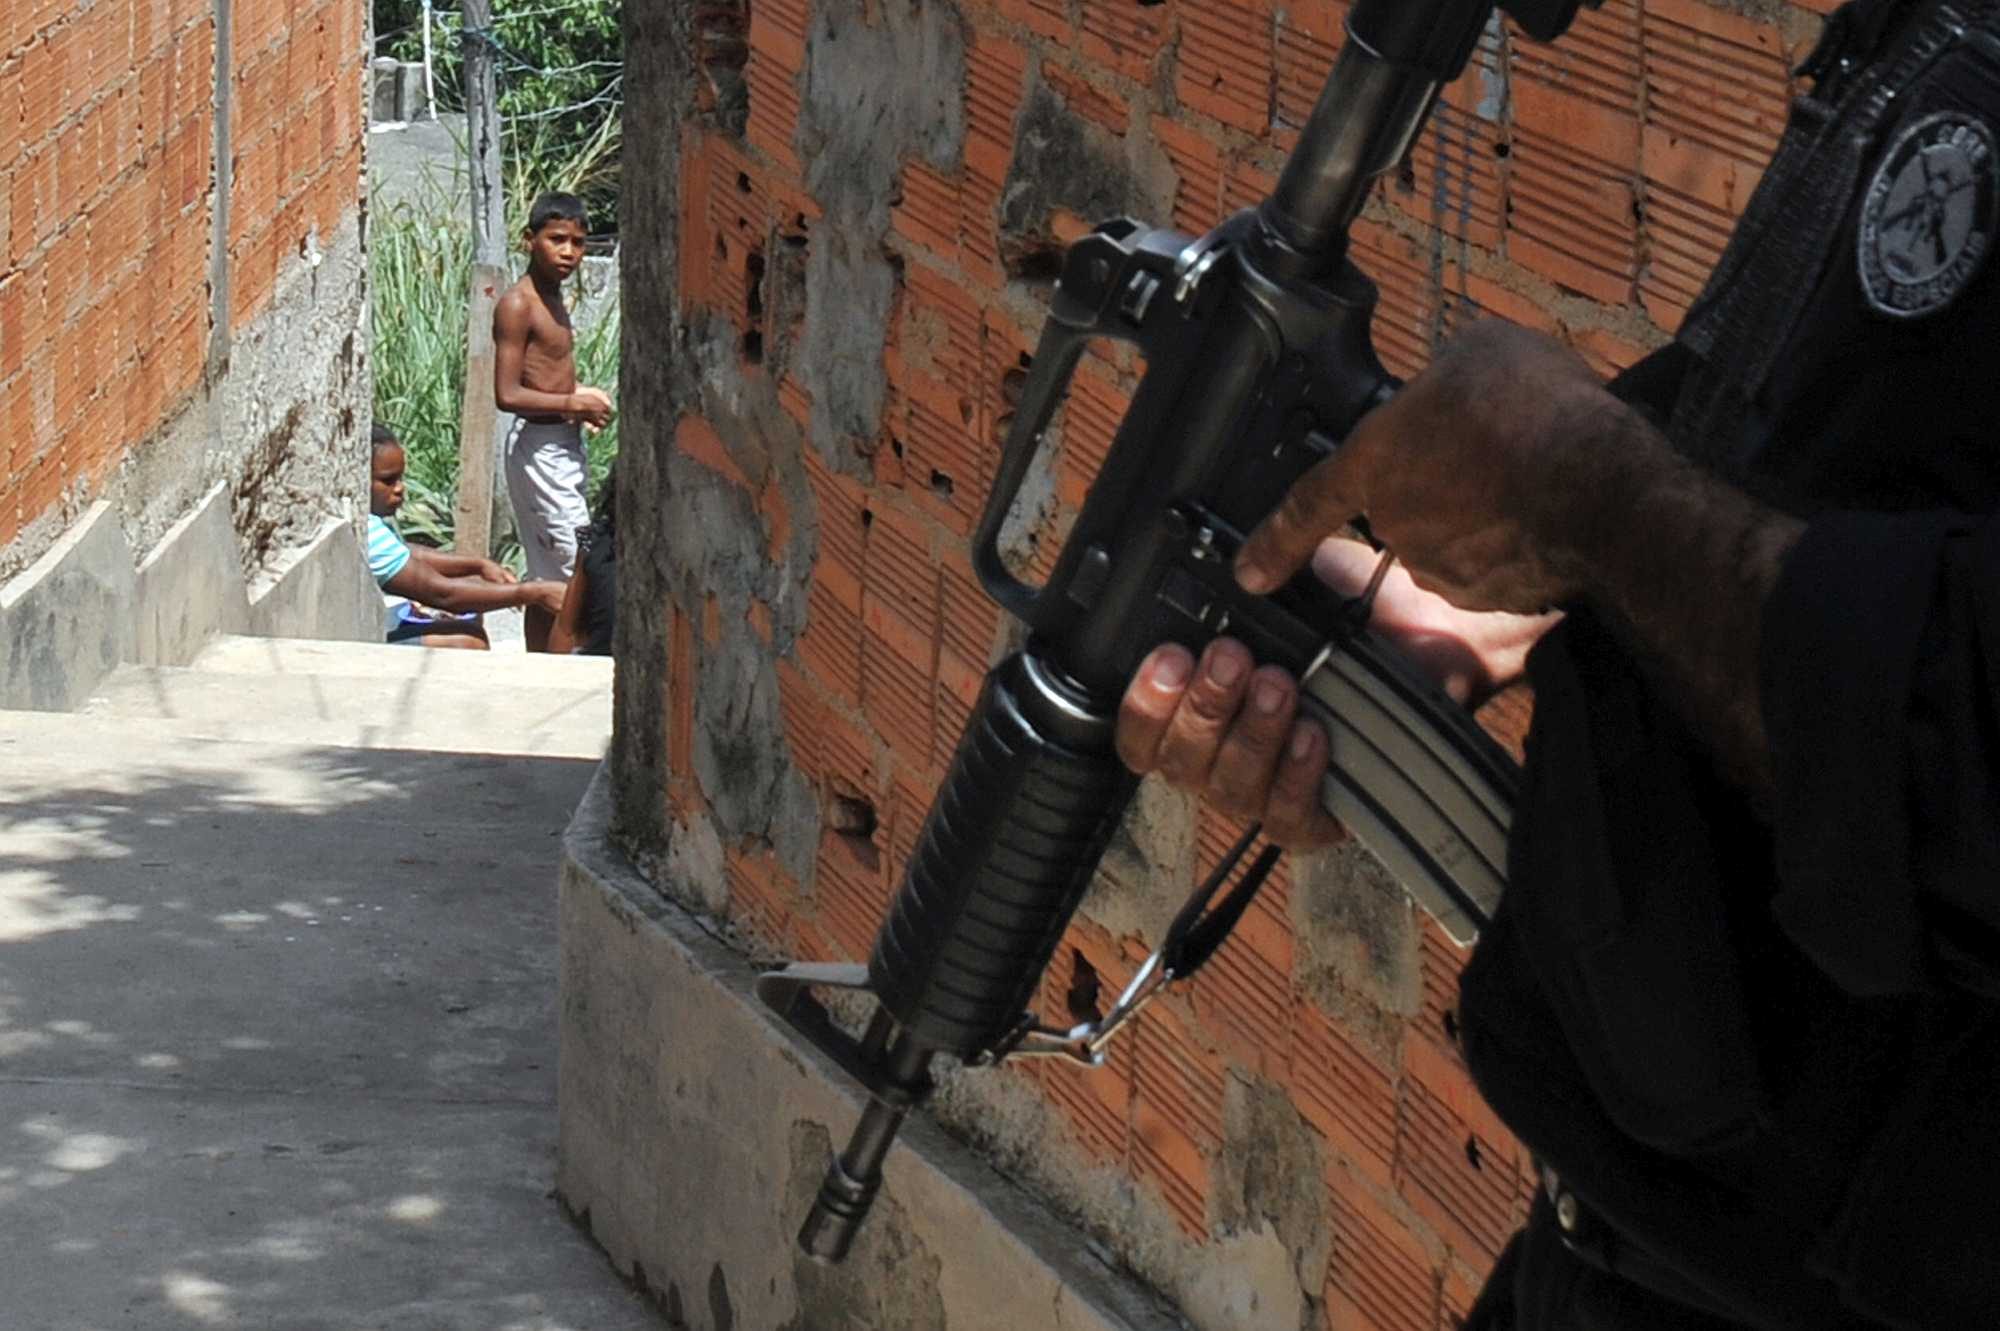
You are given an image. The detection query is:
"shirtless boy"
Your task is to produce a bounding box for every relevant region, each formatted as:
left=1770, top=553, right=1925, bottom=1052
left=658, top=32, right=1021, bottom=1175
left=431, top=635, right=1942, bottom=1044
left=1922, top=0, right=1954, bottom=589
left=495, top=191, right=614, bottom=651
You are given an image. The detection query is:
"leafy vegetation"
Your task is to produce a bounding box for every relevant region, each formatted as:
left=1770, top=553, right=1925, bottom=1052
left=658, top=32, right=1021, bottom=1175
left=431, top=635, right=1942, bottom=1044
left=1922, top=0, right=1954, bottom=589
left=374, top=0, right=624, bottom=225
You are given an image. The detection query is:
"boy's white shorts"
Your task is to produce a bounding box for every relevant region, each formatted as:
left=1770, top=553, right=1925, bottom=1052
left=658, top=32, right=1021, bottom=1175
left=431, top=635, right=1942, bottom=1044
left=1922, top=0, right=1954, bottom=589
left=504, top=417, right=590, bottom=584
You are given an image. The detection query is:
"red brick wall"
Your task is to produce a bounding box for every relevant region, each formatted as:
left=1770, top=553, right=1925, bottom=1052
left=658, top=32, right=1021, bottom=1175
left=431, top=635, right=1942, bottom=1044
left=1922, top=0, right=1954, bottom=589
left=0, top=0, right=364, bottom=552
left=229, top=0, right=362, bottom=330
left=668, top=1, right=1833, bottom=1323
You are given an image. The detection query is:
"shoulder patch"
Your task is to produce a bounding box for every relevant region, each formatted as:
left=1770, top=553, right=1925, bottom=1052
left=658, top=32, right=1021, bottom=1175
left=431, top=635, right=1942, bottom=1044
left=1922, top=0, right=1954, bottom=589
left=1859, top=111, right=2000, bottom=320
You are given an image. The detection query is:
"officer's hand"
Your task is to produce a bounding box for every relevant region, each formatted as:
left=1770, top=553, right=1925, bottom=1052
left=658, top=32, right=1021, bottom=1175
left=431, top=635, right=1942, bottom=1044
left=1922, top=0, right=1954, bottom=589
left=1311, top=538, right=1560, bottom=706
left=1236, top=321, right=1640, bottom=615
left=1117, top=539, right=1559, bottom=847
left=1116, top=638, right=1342, bottom=850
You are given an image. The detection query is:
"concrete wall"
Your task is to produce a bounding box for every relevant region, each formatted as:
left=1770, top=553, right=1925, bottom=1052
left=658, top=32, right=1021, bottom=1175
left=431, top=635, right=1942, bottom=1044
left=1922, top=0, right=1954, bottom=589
left=1, top=0, right=372, bottom=667
left=606, top=2, right=1823, bottom=1328
left=560, top=764, right=1191, bottom=1331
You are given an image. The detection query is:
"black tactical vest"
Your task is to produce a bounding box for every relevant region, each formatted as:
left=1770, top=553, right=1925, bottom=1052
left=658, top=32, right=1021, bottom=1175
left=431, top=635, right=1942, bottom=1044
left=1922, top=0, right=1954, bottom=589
left=1459, top=2, right=2000, bottom=1325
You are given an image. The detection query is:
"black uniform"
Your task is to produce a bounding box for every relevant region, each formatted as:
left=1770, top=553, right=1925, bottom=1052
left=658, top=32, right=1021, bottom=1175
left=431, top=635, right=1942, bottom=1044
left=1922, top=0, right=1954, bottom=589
left=1462, top=1, right=2000, bottom=1326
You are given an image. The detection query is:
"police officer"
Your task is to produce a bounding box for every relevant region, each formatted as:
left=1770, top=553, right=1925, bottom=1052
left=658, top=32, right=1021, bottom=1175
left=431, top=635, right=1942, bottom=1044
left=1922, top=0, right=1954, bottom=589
left=1119, top=0, right=2000, bottom=1324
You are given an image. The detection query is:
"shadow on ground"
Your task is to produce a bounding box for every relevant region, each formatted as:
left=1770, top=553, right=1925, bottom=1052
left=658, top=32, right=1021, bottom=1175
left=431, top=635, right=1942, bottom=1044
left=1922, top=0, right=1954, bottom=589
left=0, top=742, right=666, bottom=1329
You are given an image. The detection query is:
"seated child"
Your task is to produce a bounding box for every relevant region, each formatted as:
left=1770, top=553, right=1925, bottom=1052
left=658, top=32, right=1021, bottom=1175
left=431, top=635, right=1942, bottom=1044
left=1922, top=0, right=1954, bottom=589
left=368, top=423, right=567, bottom=648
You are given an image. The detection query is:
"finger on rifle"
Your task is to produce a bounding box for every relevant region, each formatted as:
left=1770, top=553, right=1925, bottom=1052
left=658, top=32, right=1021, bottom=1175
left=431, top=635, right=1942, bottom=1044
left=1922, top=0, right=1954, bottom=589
left=1237, top=448, right=1367, bottom=595
left=1262, top=718, right=1343, bottom=850
left=1153, top=639, right=1256, bottom=789
left=1205, top=666, right=1300, bottom=819
left=1116, top=644, right=1197, bottom=774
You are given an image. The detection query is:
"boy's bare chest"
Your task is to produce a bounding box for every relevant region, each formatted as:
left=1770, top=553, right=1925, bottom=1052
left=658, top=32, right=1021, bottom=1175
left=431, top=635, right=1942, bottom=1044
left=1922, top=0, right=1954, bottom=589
left=528, top=306, right=575, bottom=358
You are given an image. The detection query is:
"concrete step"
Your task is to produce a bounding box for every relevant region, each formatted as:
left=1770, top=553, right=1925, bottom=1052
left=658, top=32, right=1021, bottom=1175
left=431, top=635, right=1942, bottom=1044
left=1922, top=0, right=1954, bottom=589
left=192, top=632, right=613, bottom=689
left=75, top=661, right=610, bottom=759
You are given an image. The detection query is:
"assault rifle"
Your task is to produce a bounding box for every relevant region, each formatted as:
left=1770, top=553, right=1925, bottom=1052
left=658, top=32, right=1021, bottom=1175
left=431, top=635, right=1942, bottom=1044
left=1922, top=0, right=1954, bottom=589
left=759, top=0, right=1599, bottom=1262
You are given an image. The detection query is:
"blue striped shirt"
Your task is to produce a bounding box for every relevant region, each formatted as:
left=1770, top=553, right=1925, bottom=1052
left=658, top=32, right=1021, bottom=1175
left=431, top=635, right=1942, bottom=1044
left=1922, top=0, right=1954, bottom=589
left=366, top=515, right=414, bottom=634
left=366, top=515, right=411, bottom=584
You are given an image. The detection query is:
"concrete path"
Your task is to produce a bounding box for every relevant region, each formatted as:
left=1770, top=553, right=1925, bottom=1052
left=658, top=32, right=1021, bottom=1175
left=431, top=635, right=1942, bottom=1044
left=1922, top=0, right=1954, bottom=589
left=0, top=640, right=661, bottom=1330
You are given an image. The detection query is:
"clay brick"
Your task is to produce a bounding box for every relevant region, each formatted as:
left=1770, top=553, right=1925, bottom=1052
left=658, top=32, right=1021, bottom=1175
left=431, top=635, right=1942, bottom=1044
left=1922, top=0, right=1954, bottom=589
left=814, top=824, right=889, bottom=962
left=124, top=344, right=165, bottom=440
left=171, top=21, right=209, bottom=129
left=1039, top=929, right=1137, bottom=1163
left=1131, top=998, right=1225, bottom=1180
left=776, top=657, right=827, bottom=781
left=779, top=374, right=811, bottom=429
left=1568, top=324, right=1654, bottom=380
left=8, top=150, right=56, bottom=267
left=85, top=0, right=130, bottom=95
left=1274, top=0, right=1348, bottom=138
left=1053, top=358, right=1122, bottom=509
left=1637, top=177, right=1732, bottom=328
left=1043, top=60, right=1127, bottom=137
left=136, top=48, right=169, bottom=149
left=1133, top=1083, right=1211, bottom=1236
left=1642, top=2, right=1788, bottom=180
left=1176, top=0, right=1273, bottom=136
left=89, top=172, right=145, bottom=292
left=727, top=845, right=798, bottom=950
left=53, top=314, right=92, bottom=433
left=18, top=445, right=66, bottom=531
left=967, top=32, right=1028, bottom=154
left=862, top=498, right=939, bottom=641
left=45, top=18, right=85, bottom=125
left=0, top=269, right=44, bottom=381
left=931, top=645, right=984, bottom=774
left=1077, top=0, right=1167, bottom=83
left=802, top=444, right=868, bottom=585
left=746, top=5, right=805, bottom=171
left=962, top=32, right=1027, bottom=278
left=859, top=504, right=939, bottom=770
left=230, top=221, right=277, bottom=331
left=800, top=574, right=865, bottom=708
left=902, top=258, right=983, bottom=386
left=16, top=35, right=60, bottom=144
left=1221, top=153, right=1276, bottom=217
left=937, top=546, right=1000, bottom=668
left=1395, top=1036, right=1528, bottom=1264
left=1435, top=263, right=1558, bottom=344
left=897, top=380, right=989, bottom=536
left=1509, top=0, right=1641, bottom=117
left=893, top=159, right=960, bottom=262
left=1507, top=123, right=1639, bottom=305
left=1394, top=101, right=1508, bottom=253
left=1151, top=114, right=1225, bottom=234
left=131, top=0, right=170, bottom=59
left=993, top=0, right=1069, bottom=46
left=1350, top=220, right=1435, bottom=380
left=1324, top=1161, right=1439, bottom=1331
left=1293, top=1002, right=1399, bottom=1193
left=43, top=220, right=87, bottom=324
left=55, top=99, right=97, bottom=218
left=1416, top=917, right=1468, bottom=1058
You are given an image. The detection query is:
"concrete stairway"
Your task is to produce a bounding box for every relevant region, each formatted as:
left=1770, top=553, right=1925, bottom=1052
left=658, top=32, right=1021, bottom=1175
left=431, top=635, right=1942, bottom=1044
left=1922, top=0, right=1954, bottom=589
left=77, top=634, right=616, bottom=758
left=0, top=637, right=662, bottom=1329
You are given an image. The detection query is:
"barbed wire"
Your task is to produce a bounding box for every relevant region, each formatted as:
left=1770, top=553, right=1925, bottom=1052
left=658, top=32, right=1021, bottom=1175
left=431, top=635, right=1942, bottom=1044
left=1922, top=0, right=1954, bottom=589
left=459, top=22, right=624, bottom=82
left=503, top=76, right=624, bottom=122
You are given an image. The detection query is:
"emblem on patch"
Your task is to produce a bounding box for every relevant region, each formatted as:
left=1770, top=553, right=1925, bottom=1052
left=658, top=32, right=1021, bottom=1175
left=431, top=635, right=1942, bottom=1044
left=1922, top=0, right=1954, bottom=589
left=1858, top=111, right=2000, bottom=319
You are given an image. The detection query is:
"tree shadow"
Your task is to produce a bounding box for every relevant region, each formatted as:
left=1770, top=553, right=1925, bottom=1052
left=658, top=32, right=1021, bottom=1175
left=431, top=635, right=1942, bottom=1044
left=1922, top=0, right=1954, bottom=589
left=0, top=742, right=663, bottom=1328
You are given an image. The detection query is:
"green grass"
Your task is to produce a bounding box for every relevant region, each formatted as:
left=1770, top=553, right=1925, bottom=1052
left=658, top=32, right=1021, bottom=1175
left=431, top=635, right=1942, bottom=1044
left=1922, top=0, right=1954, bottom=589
left=370, top=184, right=620, bottom=569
